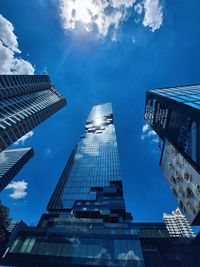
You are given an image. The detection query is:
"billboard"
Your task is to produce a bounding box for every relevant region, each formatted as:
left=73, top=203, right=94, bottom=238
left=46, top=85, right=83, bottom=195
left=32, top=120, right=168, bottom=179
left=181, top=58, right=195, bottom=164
left=144, top=96, right=169, bottom=129
left=161, top=139, right=200, bottom=224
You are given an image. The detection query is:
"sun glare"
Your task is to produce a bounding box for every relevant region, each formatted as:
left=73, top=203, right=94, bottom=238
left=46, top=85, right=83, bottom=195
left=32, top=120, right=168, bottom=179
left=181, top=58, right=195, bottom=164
left=74, top=2, right=91, bottom=24
left=94, top=117, right=103, bottom=126
left=73, top=0, right=98, bottom=25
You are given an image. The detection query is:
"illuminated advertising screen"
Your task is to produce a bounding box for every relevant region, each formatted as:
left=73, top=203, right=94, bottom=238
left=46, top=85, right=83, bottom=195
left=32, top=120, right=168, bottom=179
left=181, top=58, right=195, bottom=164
left=161, top=139, right=200, bottom=224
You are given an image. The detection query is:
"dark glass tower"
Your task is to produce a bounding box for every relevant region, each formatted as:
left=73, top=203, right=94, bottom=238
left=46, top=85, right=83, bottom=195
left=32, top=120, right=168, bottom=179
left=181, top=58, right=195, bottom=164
left=0, top=147, right=34, bottom=192
left=0, top=75, right=66, bottom=152
left=144, top=85, right=200, bottom=224
left=144, top=84, right=200, bottom=170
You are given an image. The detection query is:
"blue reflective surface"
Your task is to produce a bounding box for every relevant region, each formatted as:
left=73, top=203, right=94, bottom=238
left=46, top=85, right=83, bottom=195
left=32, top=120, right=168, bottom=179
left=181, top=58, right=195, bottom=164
left=48, top=103, right=127, bottom=223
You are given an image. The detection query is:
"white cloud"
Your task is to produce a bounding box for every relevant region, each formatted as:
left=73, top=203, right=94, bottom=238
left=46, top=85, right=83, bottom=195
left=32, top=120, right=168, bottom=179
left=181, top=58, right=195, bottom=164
left=118, top=250, right=140, bottom=260
left=58, top=0, right=164, bottom=39
left=143, top=0, right=163, bottom=32
left=12, top=58, right=35, bottom=74
left=95, top=248, right=111, bottom=259
left=134, top=3, right=143, bottom=15
left=59, top=0, right=136, bottom=38
left=6, top=180, right=28, bottom=199
left=152, top=137, right=159, bottom=143
left=0, top=14, right=35, bottom=74
left=112, top=0, right=135, bottom=8
left=142, top=123, right=150, bottom=133
left=95, top=10, right=123, bottom=37
left=141, top=123, right=159, bottom=143
left=0, top=15, right=20, bottom=53
left=14, top=131, right=34, bottom=145
left=148, top=130, right=157, bottom=137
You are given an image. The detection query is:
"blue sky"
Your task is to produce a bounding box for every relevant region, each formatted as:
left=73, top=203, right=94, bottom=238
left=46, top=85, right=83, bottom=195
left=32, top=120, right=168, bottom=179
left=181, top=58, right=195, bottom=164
left=0, top=0, right=200, bottom=226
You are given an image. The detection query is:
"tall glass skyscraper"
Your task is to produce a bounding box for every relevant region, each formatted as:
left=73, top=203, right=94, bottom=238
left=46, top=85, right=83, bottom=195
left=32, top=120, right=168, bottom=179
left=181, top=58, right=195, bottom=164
left=0, top=75, right=66, bottom=152
left=0, top=147, right=34, bottom=192
left=47, top=103, right=130, bottom=223
left=144, top=84, right=200, bottom=224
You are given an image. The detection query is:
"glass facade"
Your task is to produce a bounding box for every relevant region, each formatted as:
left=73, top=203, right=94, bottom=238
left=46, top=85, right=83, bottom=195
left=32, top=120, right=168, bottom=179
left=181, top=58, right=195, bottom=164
left=8, top=224, right=143, bottom=266
left=47, top=103, right=130, bottom=223
left=0, top=147, right=34, bottom=192
left=0, top=75, right=66, bottom=152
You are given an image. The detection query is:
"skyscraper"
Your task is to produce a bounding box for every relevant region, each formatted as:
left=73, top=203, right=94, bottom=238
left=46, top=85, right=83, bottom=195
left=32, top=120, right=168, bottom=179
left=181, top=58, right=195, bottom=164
left=144, top=84, right=200, bottom=171
left=163, top=208, right=195, bottom=238
left=144, top=85, right=200, bottom=224
left=0, top=147, right=34, bottom=192
left=47, top=103, right=131, bottom=222
left=4, top=103, right=145, bottom=267
left=0, top=75, right=66, bottom=152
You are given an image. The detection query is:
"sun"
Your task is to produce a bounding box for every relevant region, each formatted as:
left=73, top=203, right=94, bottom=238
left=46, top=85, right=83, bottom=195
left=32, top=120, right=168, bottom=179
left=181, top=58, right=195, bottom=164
left=72, top=0, right=96, bottom=25
left=94, top=117, right=103, bottom=126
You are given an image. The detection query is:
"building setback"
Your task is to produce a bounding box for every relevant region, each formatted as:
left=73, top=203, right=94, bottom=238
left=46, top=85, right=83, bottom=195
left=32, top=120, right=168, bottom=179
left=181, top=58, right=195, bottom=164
left=0, top=147, right=34, bottom=192
left=144, top=84, right=200, bottom=224
left=3, top=103, right=200, bottom=266
left=0, top=75, right=66, bottom=152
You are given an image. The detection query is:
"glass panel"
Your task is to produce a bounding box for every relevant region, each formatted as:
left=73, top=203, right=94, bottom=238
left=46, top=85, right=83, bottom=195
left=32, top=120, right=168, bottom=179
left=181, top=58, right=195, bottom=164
left=20, top=238, right=30, bottom=253
left=114, top=239, right=143, bottom=261
left=9, top=239, right=20, bottom=253
left=25, top=238, right=36, bottom=253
